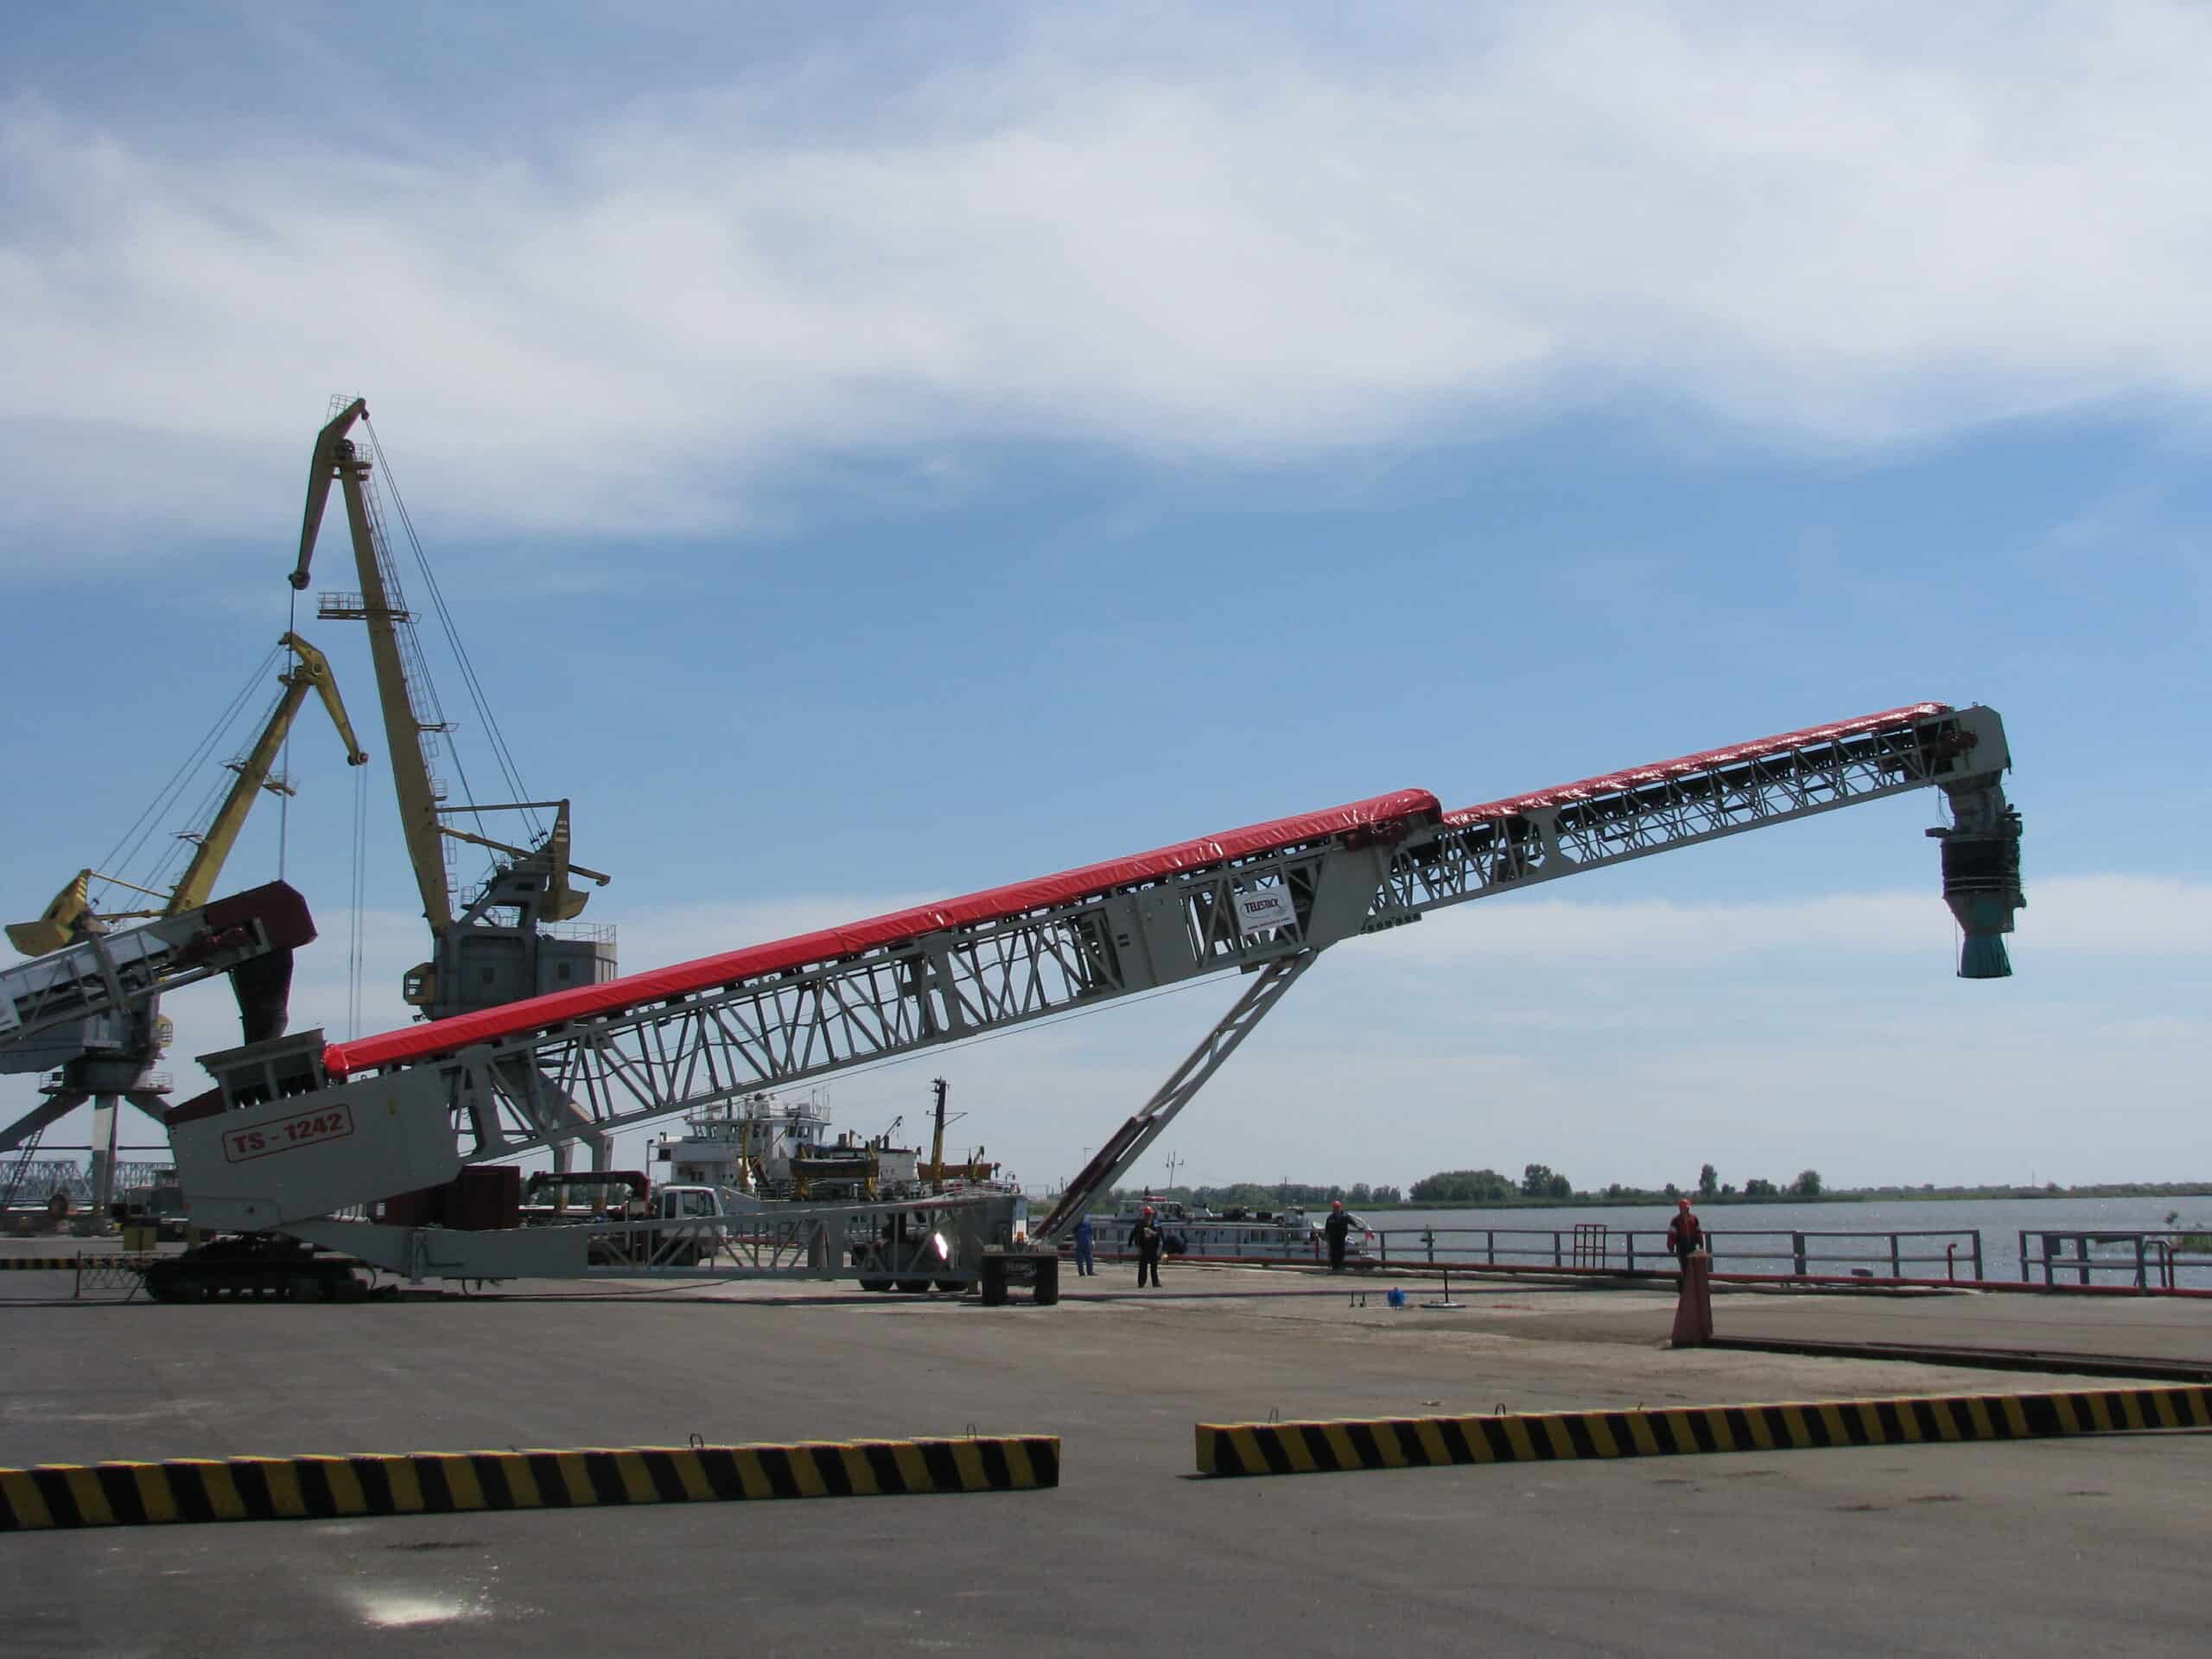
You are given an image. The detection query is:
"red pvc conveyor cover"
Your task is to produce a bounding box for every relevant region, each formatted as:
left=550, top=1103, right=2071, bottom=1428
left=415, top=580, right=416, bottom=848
left=322, top=700, right=1951, bottom=1079
left=323, top=788, right=1441, bottom=1077
left=1440, top=702, right=1950, bottom=826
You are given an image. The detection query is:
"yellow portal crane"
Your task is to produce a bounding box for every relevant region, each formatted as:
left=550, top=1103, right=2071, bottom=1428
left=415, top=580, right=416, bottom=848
left=6, top=635, right=367, bottom=957
left=290, top=397, right=611, bottom=1019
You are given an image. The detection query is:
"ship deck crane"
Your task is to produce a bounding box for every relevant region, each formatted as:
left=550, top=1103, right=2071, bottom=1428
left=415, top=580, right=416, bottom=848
left=288, top=398, right=613, bottom=1173
left=918, top=1078, right=997, bottom=1187
left=162, top=698, right=2023, bottom=1296
left=0, top=635, right=362, bottom=1215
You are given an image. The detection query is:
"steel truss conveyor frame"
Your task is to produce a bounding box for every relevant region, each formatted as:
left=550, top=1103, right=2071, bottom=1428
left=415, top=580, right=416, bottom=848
left=216, top=701, right=2019, bottom=1246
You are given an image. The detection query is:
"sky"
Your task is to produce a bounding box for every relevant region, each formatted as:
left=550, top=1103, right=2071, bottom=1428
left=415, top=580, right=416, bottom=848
left=3, top=1, right=2208, bottom=1197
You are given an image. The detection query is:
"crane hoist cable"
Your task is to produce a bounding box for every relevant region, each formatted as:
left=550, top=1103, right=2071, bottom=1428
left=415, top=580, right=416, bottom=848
left=96, top=644, right=279, bottom=885
left=361, top=418, right=542, bottom=847
left=283, top=575, right=297, bottom=881
left=138, top=689, right=289, bottom=899
left=363, top=417, right=533, bottom=833
left=344, top=435, right=500, bottom=890
left=348, top=758, right=370, bottom=1039
left=94, top=642, right=288, bottom=903
left=13, top=636, right=368, bottom=958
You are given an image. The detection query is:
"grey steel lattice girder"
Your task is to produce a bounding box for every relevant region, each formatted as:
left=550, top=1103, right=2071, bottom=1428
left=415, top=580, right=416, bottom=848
left=326, top=702, right=2014, bottom=1165
left=1375, top=703, right=2014, bottom=918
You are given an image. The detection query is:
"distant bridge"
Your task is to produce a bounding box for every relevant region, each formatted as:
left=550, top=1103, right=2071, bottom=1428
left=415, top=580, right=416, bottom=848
left=3, top=1160, right=171, bottom=1207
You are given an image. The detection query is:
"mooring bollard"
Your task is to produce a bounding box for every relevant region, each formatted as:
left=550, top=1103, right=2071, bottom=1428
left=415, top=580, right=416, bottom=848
left=1670, top=1251, right=1714, bottom=1346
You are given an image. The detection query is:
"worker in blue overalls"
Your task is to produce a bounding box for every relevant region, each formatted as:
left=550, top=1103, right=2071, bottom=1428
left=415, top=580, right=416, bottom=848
left=1073, top=1210, right=1096, bottom=1277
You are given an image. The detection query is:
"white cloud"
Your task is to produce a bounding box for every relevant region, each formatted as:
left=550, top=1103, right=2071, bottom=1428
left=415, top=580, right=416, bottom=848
left=7, top=3, right=2212, bottom=547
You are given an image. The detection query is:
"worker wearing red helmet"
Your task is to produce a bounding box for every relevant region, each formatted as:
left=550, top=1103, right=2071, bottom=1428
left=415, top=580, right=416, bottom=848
left=1666, top=1196, right=1704, bottom=1268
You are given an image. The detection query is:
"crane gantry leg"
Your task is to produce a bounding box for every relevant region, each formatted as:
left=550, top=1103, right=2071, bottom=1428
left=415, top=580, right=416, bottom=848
left=86, top=1093, right=124, bottom=1224
left=1035, top=950, right=1319, bottom=1244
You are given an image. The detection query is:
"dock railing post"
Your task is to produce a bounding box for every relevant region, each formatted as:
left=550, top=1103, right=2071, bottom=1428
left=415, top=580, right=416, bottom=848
left=1791, top=1232, right=1807, bottom=1277
left=1423, top=1228, right=1434, bottom=1264
left=1890, top=1234, right=1902, bottom=1281
left=1972, top=1232, right=1983, bottom=1282
left=2075, top=1235, right=2090, bottom=1287
left=1486, top=1230, right=1496, bottom=1267
left=1626, top=1232, right=1637, bottom=1274
left=2019, top=1230, right=2031, bottom=1286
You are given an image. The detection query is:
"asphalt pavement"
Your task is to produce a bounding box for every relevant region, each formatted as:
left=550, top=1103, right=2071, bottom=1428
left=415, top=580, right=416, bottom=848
left=1, top=1255, right=2206, bottom=1656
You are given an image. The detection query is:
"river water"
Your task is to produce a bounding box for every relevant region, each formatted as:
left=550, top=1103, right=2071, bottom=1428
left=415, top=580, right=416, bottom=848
left=1357, top=1195, right=2212, bottom=1288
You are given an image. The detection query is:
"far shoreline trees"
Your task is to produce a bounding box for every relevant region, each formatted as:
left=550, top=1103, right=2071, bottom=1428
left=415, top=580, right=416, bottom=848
left=1370, top=1168, right=2210, bottom=1207
left=1407, top=1169, right=1516, bottom=1204
left=1086, top=1172, right=2212, bottom=1209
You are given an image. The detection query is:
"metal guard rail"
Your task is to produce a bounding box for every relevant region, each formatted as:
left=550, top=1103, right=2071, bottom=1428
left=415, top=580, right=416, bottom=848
left=1367, top=1224, right=1987, bottom=1281
left=2020, top=1230, right=2212, bottom=1292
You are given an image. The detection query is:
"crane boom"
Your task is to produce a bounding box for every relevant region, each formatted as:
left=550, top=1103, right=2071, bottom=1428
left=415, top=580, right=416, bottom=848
left=294, top=399, right=453, bottom=932
left=7, top=636, right=365, bottom=957
left=169, top=634, right=369, bottom=914
left=170, top=699, right=2022, bottom=1236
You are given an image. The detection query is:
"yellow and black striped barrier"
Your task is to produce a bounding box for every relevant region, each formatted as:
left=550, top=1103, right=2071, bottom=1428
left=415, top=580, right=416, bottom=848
left=0, top=1434, right=1059, bottom=1530
left=1197, top=1385, right=2212, bottom=1478
left=0, top=1258, right=84, bottom=1271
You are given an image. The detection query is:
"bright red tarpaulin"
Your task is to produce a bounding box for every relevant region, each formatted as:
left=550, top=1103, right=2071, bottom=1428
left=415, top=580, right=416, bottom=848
left=326, top=788, right=1439, bottom=1077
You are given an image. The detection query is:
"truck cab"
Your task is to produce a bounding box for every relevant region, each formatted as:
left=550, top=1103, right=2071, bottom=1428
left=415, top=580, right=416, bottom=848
left=587, top=1183, right=736, bottom=1268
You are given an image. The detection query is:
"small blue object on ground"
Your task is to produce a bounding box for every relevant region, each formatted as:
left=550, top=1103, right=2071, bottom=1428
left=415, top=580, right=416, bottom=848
left=1386, top=1287, right=1407, bottom=1308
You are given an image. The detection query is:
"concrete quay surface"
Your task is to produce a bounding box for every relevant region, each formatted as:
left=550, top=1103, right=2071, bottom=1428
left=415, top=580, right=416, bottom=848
left=1, top=1250, right=2207, bottom=1657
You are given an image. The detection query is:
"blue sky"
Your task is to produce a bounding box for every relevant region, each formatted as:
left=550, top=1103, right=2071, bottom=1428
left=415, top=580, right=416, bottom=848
left=4, top=2, right=2207, bottom=1194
